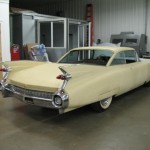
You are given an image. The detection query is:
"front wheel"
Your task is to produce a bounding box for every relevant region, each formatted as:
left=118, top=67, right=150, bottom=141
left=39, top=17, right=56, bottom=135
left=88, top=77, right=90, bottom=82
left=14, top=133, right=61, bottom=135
left=91, top=97, right=112, bottom=112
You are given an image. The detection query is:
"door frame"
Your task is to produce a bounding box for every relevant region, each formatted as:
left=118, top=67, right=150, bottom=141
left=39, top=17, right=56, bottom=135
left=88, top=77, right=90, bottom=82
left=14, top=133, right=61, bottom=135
left=78, top=22, right=91, bottom=47
left=37, top=18, right=67, bottom=48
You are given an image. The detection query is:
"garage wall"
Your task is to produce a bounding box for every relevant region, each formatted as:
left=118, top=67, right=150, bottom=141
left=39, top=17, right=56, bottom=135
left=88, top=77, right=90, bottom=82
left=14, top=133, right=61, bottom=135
left=34, top=0, right=150, bottom=51
left=0, top=0, right=10, bottom=61
left=146, top=0, right=150, bottom=51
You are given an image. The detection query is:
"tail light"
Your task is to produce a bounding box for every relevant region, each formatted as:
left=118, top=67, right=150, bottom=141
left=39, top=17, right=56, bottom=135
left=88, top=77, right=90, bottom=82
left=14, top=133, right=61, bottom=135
left=56, top=75, right=67, bottom=80
left=0, top=68, right=8, bottom=72
left=0, top=66, right=12, bottom=72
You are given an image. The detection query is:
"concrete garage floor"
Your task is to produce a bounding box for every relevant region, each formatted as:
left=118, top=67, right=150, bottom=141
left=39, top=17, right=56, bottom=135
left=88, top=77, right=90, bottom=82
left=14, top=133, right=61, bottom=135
left=0, top=86, right=150, bottom=150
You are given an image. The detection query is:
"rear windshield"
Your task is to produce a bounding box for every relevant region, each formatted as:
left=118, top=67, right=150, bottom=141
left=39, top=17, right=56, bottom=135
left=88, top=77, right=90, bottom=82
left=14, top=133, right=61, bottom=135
left=59, top=49, right=113, bottom=66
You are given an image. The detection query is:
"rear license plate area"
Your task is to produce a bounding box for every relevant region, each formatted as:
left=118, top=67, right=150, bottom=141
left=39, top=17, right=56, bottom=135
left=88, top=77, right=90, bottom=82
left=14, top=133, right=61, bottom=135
left=24, top=97, right=34, bottom=104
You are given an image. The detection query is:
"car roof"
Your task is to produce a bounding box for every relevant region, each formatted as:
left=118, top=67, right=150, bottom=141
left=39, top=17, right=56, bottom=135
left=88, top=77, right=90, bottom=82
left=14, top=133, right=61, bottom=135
left=71, top=46, right=135, bottom=53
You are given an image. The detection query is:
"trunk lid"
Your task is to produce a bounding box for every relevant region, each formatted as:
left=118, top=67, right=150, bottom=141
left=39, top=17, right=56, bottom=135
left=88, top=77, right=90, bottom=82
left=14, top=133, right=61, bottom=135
left=8, top=63, right=65, bottom=92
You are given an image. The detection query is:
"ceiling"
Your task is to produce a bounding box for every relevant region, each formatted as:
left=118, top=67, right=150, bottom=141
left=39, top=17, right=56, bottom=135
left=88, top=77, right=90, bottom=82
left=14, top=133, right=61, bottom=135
left=10, top=0, right=65, bottom=8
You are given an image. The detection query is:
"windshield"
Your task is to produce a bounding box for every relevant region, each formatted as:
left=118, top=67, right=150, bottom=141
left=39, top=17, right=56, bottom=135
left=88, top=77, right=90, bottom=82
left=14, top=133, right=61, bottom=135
left=59, top=49, right=113, bottom=66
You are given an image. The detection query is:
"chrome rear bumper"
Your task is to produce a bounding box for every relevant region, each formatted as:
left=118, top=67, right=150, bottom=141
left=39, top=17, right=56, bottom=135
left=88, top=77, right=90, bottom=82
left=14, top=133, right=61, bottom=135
left=0, top=84, right=68, bottom=114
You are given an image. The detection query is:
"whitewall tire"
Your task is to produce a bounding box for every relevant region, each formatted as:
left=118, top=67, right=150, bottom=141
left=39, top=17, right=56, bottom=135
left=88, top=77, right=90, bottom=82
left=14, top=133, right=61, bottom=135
left=91, top=97, right=112, bottom=112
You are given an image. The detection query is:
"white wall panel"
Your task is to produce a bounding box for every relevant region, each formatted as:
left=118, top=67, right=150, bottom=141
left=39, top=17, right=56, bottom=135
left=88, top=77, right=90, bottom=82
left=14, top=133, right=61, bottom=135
left=93, top=0, right=146, bottom=43
left=0, top=0, right=10, bottom=61
left=33, top=0, right=150, bottom=50
left=146, top=0, right=150, bottom=51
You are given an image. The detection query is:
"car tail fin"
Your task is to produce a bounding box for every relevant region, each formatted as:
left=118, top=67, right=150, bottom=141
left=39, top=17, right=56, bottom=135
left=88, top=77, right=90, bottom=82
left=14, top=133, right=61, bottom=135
left=0, top=63, right=12, bottom=72
left=56, top=66, right=72, bottom=81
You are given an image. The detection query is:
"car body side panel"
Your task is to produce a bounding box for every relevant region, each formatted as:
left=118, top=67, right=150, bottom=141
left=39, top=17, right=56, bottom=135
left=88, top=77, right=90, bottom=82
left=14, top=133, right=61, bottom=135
left=63, top=61, right=150, bottom=110
left=131, top=62, right=149, bottom=87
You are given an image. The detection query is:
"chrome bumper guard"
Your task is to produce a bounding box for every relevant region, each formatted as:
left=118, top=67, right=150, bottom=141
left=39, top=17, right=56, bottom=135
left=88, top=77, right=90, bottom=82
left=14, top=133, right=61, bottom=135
left=0, top=84, right=69, bottom=113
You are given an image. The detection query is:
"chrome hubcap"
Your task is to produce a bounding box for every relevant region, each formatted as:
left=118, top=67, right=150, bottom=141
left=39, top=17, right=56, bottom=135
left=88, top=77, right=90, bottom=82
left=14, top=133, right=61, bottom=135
left=100, top=97, right=112, bottom=109
left=101, top=99, right=109, bottom=106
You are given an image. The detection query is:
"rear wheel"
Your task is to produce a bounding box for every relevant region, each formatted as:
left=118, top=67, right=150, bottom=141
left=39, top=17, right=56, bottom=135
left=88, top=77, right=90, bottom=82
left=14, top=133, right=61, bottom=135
left=91, top=97, right=112, bottom=112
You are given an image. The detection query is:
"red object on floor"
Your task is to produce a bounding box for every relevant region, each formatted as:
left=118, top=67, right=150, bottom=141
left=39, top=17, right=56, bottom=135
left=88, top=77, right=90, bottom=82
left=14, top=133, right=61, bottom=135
left=10, top=44, right=20, bottom=60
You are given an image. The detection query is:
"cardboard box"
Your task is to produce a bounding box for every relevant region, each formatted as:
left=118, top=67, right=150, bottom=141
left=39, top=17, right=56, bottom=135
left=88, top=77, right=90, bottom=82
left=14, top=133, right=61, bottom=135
left=23, top=43, right=37, bottom=60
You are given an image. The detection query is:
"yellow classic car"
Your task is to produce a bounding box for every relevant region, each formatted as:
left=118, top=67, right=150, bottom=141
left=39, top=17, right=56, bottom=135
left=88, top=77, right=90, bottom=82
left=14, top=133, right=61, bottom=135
left=0, top=46, right=150, bottom=114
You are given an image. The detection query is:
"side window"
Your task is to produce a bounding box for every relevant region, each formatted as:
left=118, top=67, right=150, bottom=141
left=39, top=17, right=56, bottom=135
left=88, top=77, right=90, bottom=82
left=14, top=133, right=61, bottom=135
left=111, top=52, right=126, bottom=65
left=125, top=50, right=138, bottom=63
